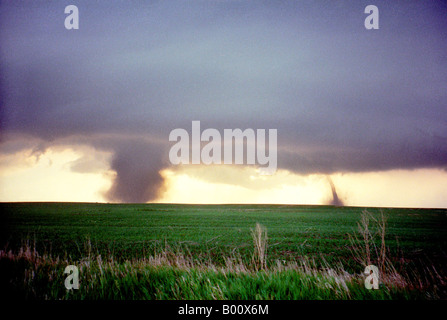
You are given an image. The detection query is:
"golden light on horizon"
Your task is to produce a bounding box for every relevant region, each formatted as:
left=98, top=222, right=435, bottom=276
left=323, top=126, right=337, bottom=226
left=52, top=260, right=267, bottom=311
left=0, top=146, right=113, bottom=203
left=157, top=167, right=328, bottom=205
left=331, top=169, right=447, bottom=209
left=1, top=145, right=447, bottom=208
left=158, top=166, right=447, bottom=208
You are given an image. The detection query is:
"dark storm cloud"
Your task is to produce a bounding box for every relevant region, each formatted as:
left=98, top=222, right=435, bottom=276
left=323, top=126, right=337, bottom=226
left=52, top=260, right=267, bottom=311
left=1, top=1, right=446, bottom=202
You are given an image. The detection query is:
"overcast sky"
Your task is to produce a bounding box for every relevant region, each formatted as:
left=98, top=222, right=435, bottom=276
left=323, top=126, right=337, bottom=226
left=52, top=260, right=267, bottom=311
left=1, top=1, right=446, bottom=204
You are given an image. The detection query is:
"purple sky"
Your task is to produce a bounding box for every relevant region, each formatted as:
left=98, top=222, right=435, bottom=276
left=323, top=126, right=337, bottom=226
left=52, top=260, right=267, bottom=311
left=1, top=1, right=446, bottom=202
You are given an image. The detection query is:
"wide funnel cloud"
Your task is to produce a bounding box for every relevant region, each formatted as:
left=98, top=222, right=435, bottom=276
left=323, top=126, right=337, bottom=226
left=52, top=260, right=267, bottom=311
left=105, top=139, right=166, bottom=203
left=1, top=1, right=446, bottom=202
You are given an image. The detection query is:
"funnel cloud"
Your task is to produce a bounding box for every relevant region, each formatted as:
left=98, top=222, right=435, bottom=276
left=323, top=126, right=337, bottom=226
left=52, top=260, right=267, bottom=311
left=327, top=177, right=344, bottom=207
left=103, top=139, right=167, bottom=203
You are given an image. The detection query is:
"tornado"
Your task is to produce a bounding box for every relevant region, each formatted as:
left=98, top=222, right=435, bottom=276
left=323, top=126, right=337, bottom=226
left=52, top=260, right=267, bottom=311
left=327, top=176, right=344, bottom=207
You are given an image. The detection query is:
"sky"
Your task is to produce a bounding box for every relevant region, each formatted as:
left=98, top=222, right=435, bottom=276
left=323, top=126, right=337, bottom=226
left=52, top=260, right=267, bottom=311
left=0, top=1, right=446, bottom=208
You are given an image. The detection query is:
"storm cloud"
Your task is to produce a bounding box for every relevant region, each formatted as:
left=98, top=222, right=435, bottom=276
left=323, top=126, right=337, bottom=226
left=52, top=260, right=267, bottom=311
left=1, top=1, right=446, bottom=202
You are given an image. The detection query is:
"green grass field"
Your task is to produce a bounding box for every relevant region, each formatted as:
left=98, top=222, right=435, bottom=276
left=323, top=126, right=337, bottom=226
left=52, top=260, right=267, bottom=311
left=1, top=203, right=446, bottom=300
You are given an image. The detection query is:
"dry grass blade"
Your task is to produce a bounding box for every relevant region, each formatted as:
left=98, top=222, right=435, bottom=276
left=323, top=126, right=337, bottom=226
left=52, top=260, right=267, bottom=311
left=251, top=223, right=268, bottom=270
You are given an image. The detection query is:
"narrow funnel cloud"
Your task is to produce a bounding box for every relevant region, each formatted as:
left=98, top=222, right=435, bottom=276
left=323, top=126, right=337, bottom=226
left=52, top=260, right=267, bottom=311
left=327, top=176, right=344, bottom=207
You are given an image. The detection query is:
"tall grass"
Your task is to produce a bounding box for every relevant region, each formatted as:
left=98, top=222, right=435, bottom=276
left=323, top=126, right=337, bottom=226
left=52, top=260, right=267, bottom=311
left=348, top=210, right=446, bottom=297
left=0, top=216, right=445, bottom=300
left=0, top=239, right=368, bottom=300
left=348, top=210, right=388, bottom=271
left=251, top=223, right=268, bottom=271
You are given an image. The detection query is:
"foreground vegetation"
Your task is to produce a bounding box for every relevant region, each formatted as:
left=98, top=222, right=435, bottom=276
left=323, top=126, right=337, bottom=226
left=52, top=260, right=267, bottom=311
left=0, top=203, right=446, bottom=299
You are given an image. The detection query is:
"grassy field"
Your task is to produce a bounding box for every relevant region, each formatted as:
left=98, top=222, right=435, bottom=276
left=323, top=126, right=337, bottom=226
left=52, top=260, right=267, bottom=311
left=1, top=202, right=446, bottom=300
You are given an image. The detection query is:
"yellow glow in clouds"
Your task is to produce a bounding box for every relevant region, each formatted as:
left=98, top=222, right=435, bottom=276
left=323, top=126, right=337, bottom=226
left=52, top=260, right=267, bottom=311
left=0, top=146, right=113, bottom=202
left=1, top=146, right=447, bottom=208
left=158, top=166, right=447, bottom=208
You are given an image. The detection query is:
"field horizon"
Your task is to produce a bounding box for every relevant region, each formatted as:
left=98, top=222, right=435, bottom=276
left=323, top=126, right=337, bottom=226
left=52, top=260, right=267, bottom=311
left=3, top=201, right=447, bottom=210
left=1, top=202, right=446, bottom=300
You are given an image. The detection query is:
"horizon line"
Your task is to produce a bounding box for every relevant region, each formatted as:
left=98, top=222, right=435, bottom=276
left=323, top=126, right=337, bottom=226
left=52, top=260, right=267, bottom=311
left=1, top=201, right=446, bottom=210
